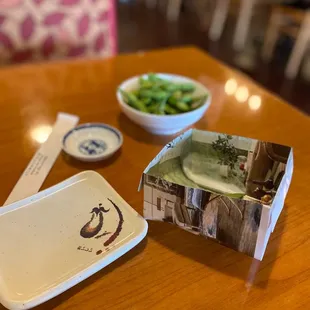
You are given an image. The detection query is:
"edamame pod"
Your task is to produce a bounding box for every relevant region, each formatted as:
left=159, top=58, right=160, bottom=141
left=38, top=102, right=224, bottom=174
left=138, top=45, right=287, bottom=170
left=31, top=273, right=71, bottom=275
left=119, top=89, right=148, bottom=112
left=175, top=101, right=190, bottom=112
left=180, top=94, right=193, bottom=103
left=164, top=105, right=179, bottom=114
left=179, top=83, right=195, bottom=92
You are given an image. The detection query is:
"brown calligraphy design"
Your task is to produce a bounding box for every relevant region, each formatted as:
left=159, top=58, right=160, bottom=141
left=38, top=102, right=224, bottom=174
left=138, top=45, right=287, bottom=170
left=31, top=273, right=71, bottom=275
left=79, top=199, right=124, bottom=255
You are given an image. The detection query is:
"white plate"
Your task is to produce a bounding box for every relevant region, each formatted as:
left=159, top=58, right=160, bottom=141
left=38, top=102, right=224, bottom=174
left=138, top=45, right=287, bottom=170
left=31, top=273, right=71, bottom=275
left=0, top=171, right=147, bottom=310
left=62, top=123, right=123, bottom=162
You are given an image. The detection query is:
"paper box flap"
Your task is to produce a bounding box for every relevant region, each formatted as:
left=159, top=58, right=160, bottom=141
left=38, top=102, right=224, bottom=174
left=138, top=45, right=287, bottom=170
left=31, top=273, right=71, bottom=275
left=138, top=129, right=193, bottom=191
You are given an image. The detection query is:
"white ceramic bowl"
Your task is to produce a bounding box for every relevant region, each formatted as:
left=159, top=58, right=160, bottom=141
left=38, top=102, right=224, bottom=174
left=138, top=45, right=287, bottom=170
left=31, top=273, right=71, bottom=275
left=116, top=73, right=211, bottom=135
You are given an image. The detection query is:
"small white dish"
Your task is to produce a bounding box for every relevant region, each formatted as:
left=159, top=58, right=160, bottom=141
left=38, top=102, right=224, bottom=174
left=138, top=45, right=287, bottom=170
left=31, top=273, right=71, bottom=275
left=116, top=73, right=212, bottom=135
left=62, top=123, right=123, bottom=162
left=0, top=171, right=148, bottom=310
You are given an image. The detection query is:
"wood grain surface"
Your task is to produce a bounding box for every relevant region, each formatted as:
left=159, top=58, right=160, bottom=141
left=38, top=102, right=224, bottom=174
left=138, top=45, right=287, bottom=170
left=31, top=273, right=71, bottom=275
left=0, top=47, right=309, bottom=310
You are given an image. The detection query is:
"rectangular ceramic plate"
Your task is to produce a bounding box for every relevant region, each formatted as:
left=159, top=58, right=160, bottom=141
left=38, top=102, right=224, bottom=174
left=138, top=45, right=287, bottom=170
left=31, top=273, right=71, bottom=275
left=0, top=171, right=148, bottom=310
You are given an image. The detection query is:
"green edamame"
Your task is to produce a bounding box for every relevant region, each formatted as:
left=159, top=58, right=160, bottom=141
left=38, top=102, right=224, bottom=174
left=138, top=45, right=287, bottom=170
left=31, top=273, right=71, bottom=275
left=120, top=74, right=208, bottom=115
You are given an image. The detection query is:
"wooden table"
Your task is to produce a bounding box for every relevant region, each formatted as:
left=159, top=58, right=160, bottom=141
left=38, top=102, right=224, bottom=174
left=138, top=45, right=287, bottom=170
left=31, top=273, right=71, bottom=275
left=0, top=47, right=309, bottom=309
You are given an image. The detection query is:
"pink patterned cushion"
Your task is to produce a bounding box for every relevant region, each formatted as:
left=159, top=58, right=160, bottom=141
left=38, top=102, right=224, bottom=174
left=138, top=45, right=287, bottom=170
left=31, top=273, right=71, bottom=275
left=0, top=0, right=117, bottom=64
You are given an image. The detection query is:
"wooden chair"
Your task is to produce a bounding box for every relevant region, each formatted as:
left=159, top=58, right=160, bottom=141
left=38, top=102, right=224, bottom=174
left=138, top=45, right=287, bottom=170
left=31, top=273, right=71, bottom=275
left=209, top=0, right=285, bottom=49
left=207, top=0, right=256, bottom=49
left=167, top=0, right=183, bottom=21
left=0, top=0, right=117, bottom=65
left=232, top=0, right=257, bottom=50
left=146, top=0, right=235, bottom=41
left=145, top=0, right=183, bottom=21
left=262, top=5, right=310, bottom=79
left=208, top=0, right=231, bottom=41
